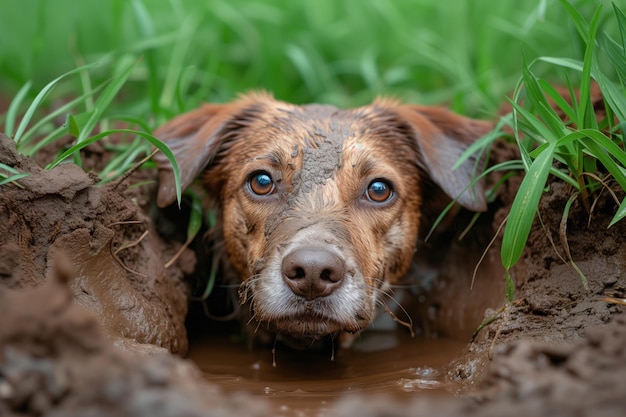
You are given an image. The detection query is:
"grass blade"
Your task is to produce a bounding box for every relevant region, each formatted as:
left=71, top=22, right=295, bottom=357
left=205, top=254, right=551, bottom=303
left=558, top=0, right=590, bottom=40
left=520, top=55, right=565, bottom=139
left=508, top=98, right=557, bottom=145
left=18, top=83, right=107, bottom=149
left=609, top=197, right=626, bottom=228
left=4, top=81, right=32, bottom=138
left=13, top=63, right=99, bottom=146
left=579, top=137, right=626, bottom=191
left=0, top=173, right=30, bottom=186
left=501, top=142, right=556, bottom=270
left=538, top=79, right=577, bottom=123
left=76, top=59, right=138, bottom=145
left=453, top=114, right=511, bottom=170
left=578, top=6, right=602, bottom=130
left=613, top=3, right=626, bottom=54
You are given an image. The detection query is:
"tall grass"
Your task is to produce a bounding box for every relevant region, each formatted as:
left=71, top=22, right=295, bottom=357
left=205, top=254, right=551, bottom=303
left=1, top=0, right=616, bottom=114
left=487, top=1, right=626, bottom=298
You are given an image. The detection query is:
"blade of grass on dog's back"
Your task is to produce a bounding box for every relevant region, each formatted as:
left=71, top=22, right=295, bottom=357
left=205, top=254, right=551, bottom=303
left=13, top=63, right=99, bottom=147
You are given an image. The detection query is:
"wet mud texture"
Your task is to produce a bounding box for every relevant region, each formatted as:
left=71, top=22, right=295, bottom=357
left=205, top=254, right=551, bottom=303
left=1, top=131, right=625, bottom=416
left=0, top=133, right=189, bottom=354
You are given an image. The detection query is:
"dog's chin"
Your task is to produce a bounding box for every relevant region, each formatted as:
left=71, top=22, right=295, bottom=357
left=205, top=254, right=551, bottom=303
left=276, top=333, right=332, bottom=350
left=261, top=315, right=365, bottom=349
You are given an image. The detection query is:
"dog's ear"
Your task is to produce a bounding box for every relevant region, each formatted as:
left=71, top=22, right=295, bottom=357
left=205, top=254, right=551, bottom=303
left=153, top=94, right=269, bottom=207
left=396, top=105, right=492, bottom=212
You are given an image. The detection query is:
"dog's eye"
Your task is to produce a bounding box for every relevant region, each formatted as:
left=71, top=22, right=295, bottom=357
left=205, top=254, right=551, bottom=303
left=248, top=171, right=276, bottom=196
left=365, top=180, right=393, bottom=203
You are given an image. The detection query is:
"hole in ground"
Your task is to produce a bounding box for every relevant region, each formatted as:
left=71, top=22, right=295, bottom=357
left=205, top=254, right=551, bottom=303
left=183, top=226, right=505, bottom=416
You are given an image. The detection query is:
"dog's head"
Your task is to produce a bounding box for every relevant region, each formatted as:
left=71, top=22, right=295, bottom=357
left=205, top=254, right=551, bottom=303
left=154, top=92, right=490, bottom=346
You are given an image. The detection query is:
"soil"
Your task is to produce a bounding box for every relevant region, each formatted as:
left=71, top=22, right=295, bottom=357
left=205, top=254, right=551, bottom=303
left=1, top=120, right=625, bottom=417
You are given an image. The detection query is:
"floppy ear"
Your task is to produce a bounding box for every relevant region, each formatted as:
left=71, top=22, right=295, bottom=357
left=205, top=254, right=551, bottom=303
left=396, top=105, right=492, bottom=212
left=152, top=94, right=270, bottom=208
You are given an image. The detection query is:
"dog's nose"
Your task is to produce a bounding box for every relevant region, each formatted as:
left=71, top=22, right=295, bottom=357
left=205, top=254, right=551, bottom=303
left=282, top=247, right=345, bottom=300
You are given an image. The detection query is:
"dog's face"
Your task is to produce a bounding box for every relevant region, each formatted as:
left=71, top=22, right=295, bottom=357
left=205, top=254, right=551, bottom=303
left=154, top=92, right=490, bottom=346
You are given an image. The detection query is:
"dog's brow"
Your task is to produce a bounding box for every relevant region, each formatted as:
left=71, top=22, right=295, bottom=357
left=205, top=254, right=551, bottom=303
left=247, top=150, right=285, bottom=167
left=352, top=156, right=377, bottom=177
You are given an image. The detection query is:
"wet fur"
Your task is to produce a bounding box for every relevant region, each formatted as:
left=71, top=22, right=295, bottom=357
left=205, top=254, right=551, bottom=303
left=154, top=92, right=491, bottom=348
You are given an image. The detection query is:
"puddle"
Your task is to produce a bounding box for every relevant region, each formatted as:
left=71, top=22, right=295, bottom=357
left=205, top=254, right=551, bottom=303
left=187, top=328, right=466, bottom=416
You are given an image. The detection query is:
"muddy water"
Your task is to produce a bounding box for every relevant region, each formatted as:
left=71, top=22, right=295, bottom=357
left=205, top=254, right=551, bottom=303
left=188, top=329, right=467, bottom=416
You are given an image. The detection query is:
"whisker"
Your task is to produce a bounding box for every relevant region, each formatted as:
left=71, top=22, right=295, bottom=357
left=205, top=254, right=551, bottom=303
left=366, top=278, right=415, bottom=337
left=384, top=305, right=415, bottom=337
left=253, top=316, right=262, bottom=333
left=246, top=310, right=256, bottom=324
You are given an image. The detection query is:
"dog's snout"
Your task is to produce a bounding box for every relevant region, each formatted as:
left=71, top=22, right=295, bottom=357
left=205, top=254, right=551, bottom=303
left=282, top=247, right=345, bottom=300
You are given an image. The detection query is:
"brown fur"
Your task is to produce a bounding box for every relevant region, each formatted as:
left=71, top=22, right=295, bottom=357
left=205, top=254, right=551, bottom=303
left=154, top=92, right=491, bottom=347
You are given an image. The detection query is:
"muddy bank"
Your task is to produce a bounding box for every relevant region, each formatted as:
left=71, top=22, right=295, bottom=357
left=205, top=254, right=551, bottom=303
left=0, top=133, right=189, bottom=353
left=0, top=264, right=269, bottom=417
left=1, top=130, right=625, bottom=416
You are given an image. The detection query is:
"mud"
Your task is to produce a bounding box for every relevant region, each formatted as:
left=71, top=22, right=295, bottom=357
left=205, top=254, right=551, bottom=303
left=0, top=133, right=189, bottom=353
left=1, top=123, right=625, bottom=417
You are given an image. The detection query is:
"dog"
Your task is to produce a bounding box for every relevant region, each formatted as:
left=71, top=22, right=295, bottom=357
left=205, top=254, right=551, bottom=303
left=153, top=92, right=491, bottom=348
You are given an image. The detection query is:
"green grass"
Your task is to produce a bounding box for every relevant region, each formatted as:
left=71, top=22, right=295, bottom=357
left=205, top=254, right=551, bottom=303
left=0, top=0, right=625, bottom=301
left=481, top=1, right=626, bottom=298
left=1, top=0, right=619, bottom=113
